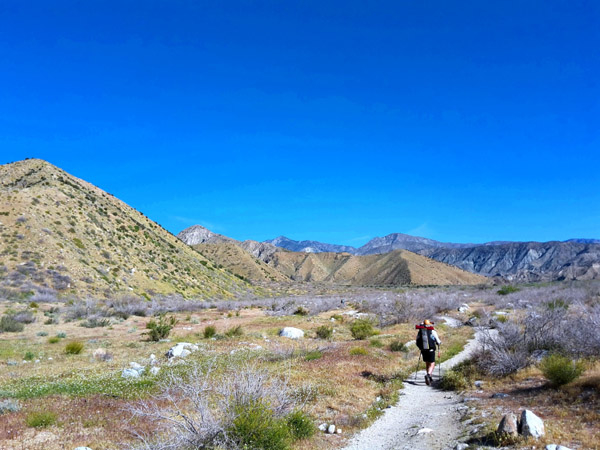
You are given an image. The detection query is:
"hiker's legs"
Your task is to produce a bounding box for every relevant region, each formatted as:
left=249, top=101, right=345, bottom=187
left=425, top=362, right=434, bottom=375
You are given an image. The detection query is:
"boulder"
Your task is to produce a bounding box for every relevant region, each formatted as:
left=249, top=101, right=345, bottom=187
left=166, top=342, right=199, bottom=359
left=327, top=424, right=336, bottom=434
left=74, top=447, right=93, bottom=450
left=279, top=327, right=304, bottom=339
left=455, top=444, right=469, bottom=450
left=466, top=317, right=479, bottom=327
left=520, top=410, right=545, bottom=438
left=458, top=306, right=469, bottom=313
left=318, top=423, right=327, bottom=432
left=546, top=446, right=573, bottom=450
left=497, top=413, right=518, bottom=436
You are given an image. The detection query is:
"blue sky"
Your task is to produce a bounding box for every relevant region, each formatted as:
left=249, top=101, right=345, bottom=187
left=1, top=1, right=598, bottom=245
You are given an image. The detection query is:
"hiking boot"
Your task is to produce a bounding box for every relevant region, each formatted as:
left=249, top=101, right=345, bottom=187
left=427, top=374, right=433, bottom=384
left=425, top=374, right=430, bottom=385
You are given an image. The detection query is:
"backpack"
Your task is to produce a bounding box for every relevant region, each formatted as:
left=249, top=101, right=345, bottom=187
left=416, top=329, right=437, bottom=351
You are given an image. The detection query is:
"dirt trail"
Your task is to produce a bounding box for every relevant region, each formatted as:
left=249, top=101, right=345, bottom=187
left=342, top=318, right=483, bottom=450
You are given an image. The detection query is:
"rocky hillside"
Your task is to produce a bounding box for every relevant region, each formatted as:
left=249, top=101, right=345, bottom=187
left=266, top=234, right=600, bottom=281
left=265, top=236, right=357, bottom=253
left=0, top=159, right=253, bottom=299
left=177, top=224, right=235, bottom=245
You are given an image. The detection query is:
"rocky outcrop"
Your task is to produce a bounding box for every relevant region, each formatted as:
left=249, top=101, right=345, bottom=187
left=265, top=236, right=357, bottom=254
left=177, top=225, right=234, bottom=245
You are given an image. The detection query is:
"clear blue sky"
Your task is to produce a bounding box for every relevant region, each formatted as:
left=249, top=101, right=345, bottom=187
left=1, top=1, right=598, bottom=245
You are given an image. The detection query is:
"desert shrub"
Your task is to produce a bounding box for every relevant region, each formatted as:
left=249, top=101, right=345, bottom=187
left=349, top=347, right=368, bottom=356
left=24, top=351, right=35, bottom=361
left=144, top=314, right=177, bottom=341
left=369, top=339, right=384, bottom=348
left=80, top=317, right=111, bottom=328
left=293, top=306, right=309, bottom=316
left=0, top=315, right=24, bottom=332
left=56, top=332, right=67, bottom=338
left=203, top=325, right=217, bottom=338
left=11, top=311, right=36, bottom=324
left=0, top=399, right=21, bottom=415
left=65, top=341, right=84, bottom=355
left=440, top=369, right=470, bottom=391
left=497, top=285, right=520, bottom=295
left=29, top=301, right=39, bottom=308
left=225, top=325, right=244, bottom=338
left=304, top=350, right=322, bottom=361
left=315, top=325, right=333, bottom=339
left=350, top=319, right=377, bottom=340
left=127, top=363, right=299, bottom=449
left=540, top=354, right=585, bottom=387
left=48, top=336, right=60, bottom=344
left=286, top=410, right=315, bottom=440
left=228, top=399, right=290, bottom=450
left=36, top=331, right=48, bottom=336
left=26, top=411, right=57, bottom=428
left=389, top=340, right=408, bottom=352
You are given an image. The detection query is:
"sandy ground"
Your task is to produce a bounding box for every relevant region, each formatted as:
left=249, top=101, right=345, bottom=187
left=342, top=318, right=483, bottom=450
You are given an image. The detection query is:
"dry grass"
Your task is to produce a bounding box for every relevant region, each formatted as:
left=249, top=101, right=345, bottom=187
left=0, top=298, right=475, bottom=449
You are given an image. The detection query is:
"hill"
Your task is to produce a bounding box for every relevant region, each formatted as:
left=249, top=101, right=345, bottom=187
left=0, top=159, right=253, bottom=299
left=266, top=234, right=600, bottom=281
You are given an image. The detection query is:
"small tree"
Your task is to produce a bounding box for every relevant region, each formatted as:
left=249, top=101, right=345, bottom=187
left=144, top=315, right=177, bottom=341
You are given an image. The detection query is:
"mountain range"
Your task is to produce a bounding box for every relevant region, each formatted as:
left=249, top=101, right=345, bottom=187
left=265, top=233, right=600, bottom=281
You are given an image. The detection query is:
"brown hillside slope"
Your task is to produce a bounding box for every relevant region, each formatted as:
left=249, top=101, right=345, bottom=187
left=193, top=242, right=290, bottom=284
left=264, top=249, right=487, bottom=286
left=0, top=159, right=253, bottom=299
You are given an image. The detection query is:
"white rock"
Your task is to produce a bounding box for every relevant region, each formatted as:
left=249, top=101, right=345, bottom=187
left=455, top=444, right=469, bottom=450
left=336, top=428, right=342, bottom=434
left=520, top=410, right=545, bottom=439
left=74, top=447, right=93, bottom=450
left=279, top=327, right=304, bottom=339
left=458, top=306, right=469, bottom=313
left=122, top=368, right=141, bottom=378
left=150, top=367, right=160, bottom=376
left=546, top=446, right=573, bottom=450
left=417, top=428, right=433, bottom=434
left=327, top=424, right=336, bottom=434
left=166, top=342, right=199, bottom=358
left=130, top=362, right=144, bottom=370
left=150, top=354, right=156, bottom=360
left=318, top=423, right=328, bottom=432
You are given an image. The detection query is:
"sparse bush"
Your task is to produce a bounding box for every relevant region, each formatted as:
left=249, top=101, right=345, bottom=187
left=389, top=340, right=407, bottom=352
left=80, top=317, right=111, bottom=328
left=293, top=306, right=309, bottom=316
left=228, top=399, right=291, bottom=450
left=315, top=325, right=333, bottom=339
left=56, top=332, right=67, bottom=338
left=497, top=285, right=520, bottom=295
left=286, top=410, right=315, bottom=440
left=36, top=331, right=48, bottom=336
left=24, top=351, right=35, bottom=361
left=369, top=339, right=384, bottom=348
left=440, top=369, right=470, bottom=391
left=11, top=310, right=36, bottom=324
left=144, top=314, right=177, bottom=341
left=48, top=336, right=60, bottom=344
left=65, top=341, right=84, bottom=355
left=26, top=411, right=57, bottom=428
left=29, top=301, right=39, bottom=308
left=304, top=350, right=322, bottom=361
left=225, top=325, right=244, bottom=338
left=0, top=315, right=24, bottom=333
left=203, top=325, right=217, bottom=338
left=0, top=399, right=21, bottom=415
left=540, top=354, right=584, bottom=387
left=349, top=347, right=368, bottom=356
left=350, top=319, right=377, bottom=340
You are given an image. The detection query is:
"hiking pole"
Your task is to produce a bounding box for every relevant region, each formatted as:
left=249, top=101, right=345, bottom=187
left=438, top=344, right=442, bottom=380
left=413, top=353, right=422, bottom=381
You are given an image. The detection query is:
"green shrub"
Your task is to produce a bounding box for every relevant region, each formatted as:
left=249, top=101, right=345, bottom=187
left=26, top=411, right=57, bottom=428
left=349, top=346, right=368, bottom=356
left=330, top=314, right=343, bottom=322
left=228, top=400, right=290, bottom=450
left=497, top=285, right=520, bottom=295
left=56, top=332, right=67, bottom=338
left=65, top=341, right=84, bottom=355
left=294, top=306, right=309, bottom=316
left=144, top=315, right=177, bottom=341
left=286, top=410, right=315, bottom=440
left=203, top=325, right=217, bottom=339
left=0, top=315, right=25, bottom=333
left=225, top=325, right=244, bottom=338
left=315, top=325, right=333, bottom=340
left=540, top=354, right=584, bottom=387
left=72, top=238, right=85, bottom=249
left=24, top=351, right=35, bottom=361
left=439, top=369, right=470, bottom=391
left=369, top=339, right=384, bottom=348
left=305, top=350, right=323, bottom=361
left=29, top=301, right=39, bottom=308
left=36, top=331, right=48, bottom=337
left=48, top=336, right=60, bottom=344
left=389, top=340, right=407, bottom=352
left=350, top=319, right=377, bottom=340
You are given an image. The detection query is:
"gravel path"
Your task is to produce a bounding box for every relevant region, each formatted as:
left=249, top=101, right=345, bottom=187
left=342, top=319, right=483, bottom=450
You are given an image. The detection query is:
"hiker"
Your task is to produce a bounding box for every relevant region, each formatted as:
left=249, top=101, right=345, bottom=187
left=416, top=319, right=441, bottom=385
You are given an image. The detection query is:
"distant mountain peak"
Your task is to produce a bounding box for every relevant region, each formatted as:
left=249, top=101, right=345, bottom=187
left=177, top=225, right=234, bottom=246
